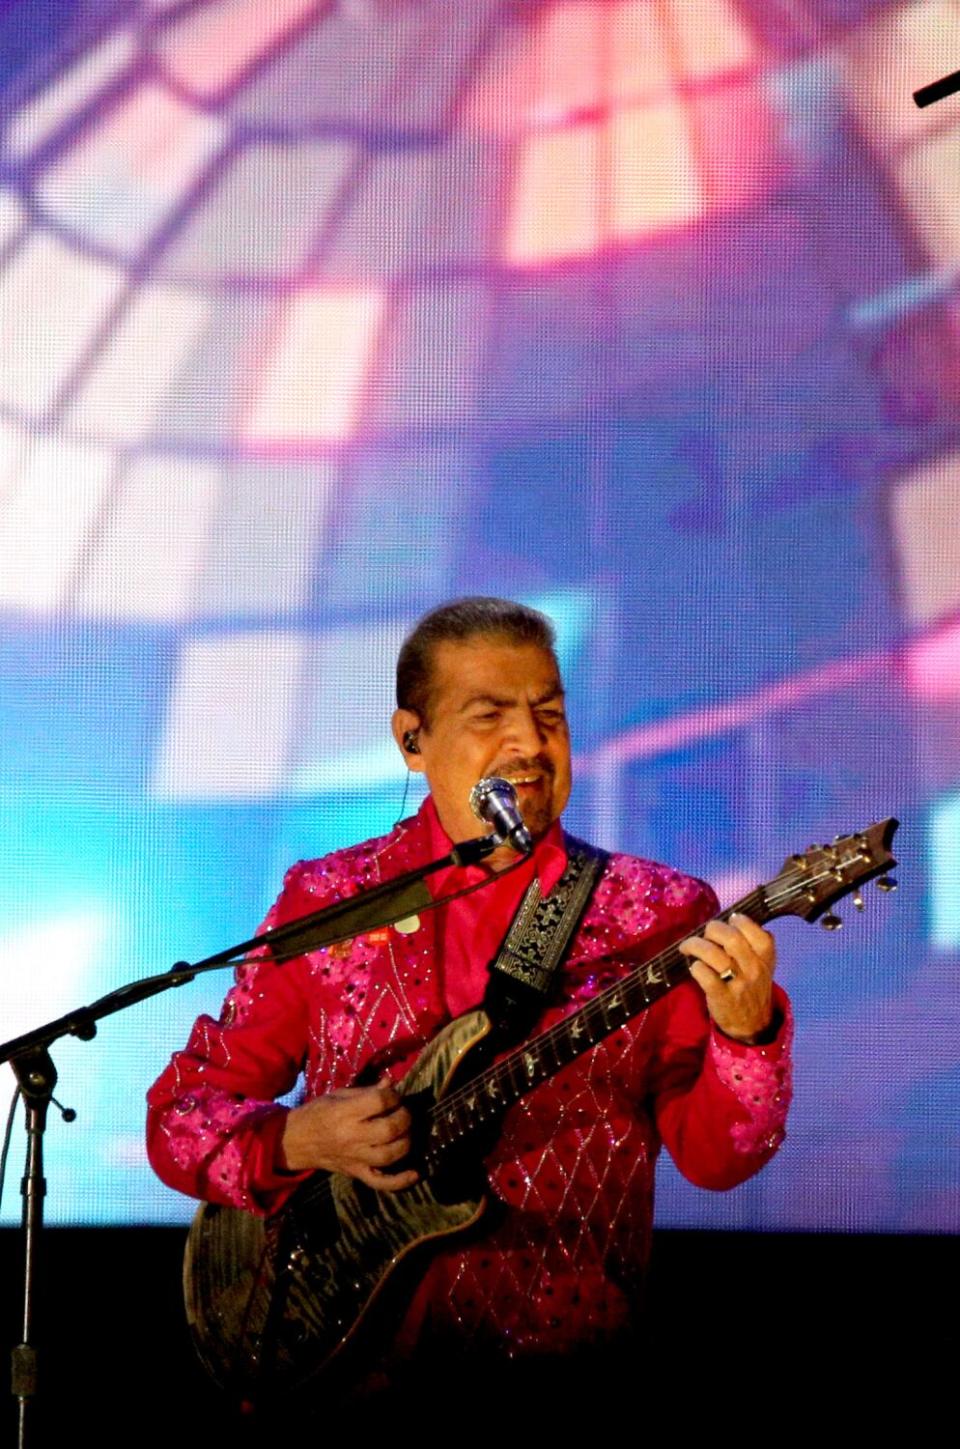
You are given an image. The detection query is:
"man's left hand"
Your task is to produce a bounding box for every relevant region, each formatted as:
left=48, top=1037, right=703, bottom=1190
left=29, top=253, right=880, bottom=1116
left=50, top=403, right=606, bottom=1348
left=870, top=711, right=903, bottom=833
left=677, top=913, right=777, bottom=1045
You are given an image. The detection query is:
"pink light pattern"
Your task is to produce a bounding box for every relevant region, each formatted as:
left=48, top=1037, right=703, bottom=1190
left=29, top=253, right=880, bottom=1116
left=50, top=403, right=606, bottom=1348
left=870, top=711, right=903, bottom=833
left=507, top=91, right=767, bottom=264
left=371, top=282, right=486, bottom=428
left=667, top=0, right=755, bottom=79
left=529, top=1, right=604, bottom=123
left=243, top=287, right=385, bottom=446
left=905, top=621, right=960, bottom=701
left=609, top=100, right=701, bottom=240
left=466, top=1, right=756, bottom=130
left=157, top=0, right=323, bottom=99
left=37, top=83, right=224, bottom=253
left=507, top=122, right=601, bottom=266
left=500, top=1, right=765, bottom=264
left=690, top=81, right=770, bottom=214
left=608, top=2, right=672, bottom=106
left=160, top=138, right=356, bottom=280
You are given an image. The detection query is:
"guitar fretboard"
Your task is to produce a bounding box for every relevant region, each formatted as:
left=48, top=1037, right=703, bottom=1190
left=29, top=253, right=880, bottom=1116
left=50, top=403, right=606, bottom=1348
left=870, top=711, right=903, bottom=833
left=280, top=819, right=893, bottom=1207
left=422, top=886, right=770, bottom=1172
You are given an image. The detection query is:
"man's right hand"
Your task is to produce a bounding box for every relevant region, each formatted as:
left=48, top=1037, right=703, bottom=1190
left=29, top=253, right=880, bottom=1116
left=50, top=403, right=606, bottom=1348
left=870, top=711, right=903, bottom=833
left=277, top=1080, right=418, bottom=1191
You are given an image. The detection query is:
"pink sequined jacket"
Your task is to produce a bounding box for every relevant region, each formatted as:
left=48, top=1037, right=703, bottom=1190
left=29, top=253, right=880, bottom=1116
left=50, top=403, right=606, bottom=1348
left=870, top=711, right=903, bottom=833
left=146, top=807, right=792, bottom=1356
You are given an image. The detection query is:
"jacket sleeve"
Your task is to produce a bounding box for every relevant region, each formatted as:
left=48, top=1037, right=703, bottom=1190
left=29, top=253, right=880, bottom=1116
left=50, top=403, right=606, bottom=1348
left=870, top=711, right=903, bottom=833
left=608, top=861, right=793, bottom=1191
left=145, top=862, right=328, bottom=1216
left=647, top=974, right=792, bottom=1190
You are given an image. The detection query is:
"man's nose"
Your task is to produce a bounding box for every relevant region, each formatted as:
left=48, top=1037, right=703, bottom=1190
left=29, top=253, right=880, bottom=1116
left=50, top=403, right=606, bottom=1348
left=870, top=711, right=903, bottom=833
left=503, top=706, right=546, bottom=753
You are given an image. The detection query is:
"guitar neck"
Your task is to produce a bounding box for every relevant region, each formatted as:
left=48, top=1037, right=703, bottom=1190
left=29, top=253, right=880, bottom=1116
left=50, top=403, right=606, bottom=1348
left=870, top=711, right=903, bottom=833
left=424, top=887, right=769, bottom=1169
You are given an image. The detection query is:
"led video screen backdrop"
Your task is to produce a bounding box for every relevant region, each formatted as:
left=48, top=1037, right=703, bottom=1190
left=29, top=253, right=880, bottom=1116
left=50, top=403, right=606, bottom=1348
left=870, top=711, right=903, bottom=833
left=0, top=0, right=958, bottom=1230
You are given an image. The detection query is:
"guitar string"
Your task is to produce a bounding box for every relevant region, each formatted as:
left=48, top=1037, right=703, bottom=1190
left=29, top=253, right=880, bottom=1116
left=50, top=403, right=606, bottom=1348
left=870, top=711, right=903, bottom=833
left=434, top=855, right=872, bottom=1120
left=428, top=887, right=769, bottom=1136
left=428, top=855, right=875, bottom=1137
left=285, top=853, right=876, bottom=1208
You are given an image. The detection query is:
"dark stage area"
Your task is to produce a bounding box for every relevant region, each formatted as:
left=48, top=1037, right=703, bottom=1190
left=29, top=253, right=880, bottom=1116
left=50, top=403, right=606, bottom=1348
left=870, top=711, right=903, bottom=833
left=2, top=1227, right=951, bottom=1441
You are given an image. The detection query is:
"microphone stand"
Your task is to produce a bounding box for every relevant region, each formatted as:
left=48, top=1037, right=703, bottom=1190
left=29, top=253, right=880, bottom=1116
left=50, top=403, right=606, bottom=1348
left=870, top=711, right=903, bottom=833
left=0, top=829, right=507, bottom=1448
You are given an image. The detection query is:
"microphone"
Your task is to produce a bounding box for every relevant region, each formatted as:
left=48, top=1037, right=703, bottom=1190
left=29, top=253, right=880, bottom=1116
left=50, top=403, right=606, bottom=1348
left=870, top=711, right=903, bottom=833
left=468, top=777, right=534, bottom=855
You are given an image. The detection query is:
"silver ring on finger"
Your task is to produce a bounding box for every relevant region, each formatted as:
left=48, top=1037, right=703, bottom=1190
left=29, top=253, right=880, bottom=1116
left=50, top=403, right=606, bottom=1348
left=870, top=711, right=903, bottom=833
left=719, top=967, right=736, bottom=983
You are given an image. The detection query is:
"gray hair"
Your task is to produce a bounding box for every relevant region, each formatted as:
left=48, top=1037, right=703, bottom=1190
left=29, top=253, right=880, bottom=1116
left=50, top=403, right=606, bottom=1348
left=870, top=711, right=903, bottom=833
left=396, top=597, right=557, bottom=727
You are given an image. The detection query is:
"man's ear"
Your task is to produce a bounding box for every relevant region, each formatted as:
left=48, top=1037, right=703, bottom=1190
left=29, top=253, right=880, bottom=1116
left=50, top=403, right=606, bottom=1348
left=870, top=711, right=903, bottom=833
left=391, top=709, right=426, bottom=772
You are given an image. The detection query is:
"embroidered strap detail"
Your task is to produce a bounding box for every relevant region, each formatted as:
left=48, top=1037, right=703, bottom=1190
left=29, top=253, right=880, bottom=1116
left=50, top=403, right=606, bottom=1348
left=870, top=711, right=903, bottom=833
left=709, top=1005, right=794, bottom=1155
left=478, top=839, right=608, bottom=1043
left=489, top=838, right=609, bottom=999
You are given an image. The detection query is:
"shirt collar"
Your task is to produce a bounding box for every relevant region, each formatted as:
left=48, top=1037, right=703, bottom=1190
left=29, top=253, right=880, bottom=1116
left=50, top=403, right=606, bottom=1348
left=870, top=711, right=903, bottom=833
left=418, top=793, right=567, bottom=896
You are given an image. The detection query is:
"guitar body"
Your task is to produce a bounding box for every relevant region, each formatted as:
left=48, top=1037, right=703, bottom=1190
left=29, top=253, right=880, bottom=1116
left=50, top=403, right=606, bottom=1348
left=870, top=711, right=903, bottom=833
left=183, top=1008, right=494, bottom=1405
left=181, top=819, right=898, bottom=1408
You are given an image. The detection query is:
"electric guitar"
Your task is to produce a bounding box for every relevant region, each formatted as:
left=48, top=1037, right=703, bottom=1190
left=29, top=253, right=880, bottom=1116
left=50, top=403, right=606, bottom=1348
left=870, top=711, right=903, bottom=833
left=183, top=819, right=898, bottom=1407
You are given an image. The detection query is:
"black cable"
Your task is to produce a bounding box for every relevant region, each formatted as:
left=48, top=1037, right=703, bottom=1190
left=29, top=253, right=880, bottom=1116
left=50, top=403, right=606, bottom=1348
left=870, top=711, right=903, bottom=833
left=392, top=766, right=412, bottom=830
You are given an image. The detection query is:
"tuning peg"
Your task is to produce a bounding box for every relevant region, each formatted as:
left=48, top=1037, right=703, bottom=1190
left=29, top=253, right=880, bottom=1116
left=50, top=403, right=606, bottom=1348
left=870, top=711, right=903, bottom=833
left=820, top=913, right=843, bottom=930
left=853, top=890, right=865, bottom=911
left=876, top=876, right=898, bottom=893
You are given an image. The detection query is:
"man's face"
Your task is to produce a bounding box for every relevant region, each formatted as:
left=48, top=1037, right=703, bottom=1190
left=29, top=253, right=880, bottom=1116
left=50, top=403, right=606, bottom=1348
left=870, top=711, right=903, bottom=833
left=392, top=637, right=572, bottom=856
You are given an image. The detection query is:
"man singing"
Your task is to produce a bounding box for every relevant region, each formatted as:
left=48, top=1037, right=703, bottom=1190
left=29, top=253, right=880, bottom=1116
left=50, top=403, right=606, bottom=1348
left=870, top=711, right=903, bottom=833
left=147, top=597, right=791, bottom=1407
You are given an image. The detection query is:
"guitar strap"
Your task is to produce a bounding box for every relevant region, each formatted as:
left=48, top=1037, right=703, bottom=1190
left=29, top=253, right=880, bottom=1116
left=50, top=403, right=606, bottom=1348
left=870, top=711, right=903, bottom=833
left=481, top=835, right=609, bottom=1042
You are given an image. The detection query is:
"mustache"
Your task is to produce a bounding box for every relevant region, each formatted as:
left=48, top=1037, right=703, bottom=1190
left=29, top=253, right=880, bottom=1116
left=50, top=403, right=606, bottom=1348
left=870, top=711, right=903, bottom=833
left=489, top=758, right=555, bottom=782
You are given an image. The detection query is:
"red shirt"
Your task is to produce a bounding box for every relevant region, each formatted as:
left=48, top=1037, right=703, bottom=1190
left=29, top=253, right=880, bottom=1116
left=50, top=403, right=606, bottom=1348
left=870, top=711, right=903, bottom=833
left=147, top=802, right=792, bottom=1359
left=422, top=795, right=567, bottom=1016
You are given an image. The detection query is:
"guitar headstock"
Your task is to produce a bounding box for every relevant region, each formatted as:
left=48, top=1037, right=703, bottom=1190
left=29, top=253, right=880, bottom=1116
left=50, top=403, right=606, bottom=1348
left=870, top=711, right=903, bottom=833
left=763, top=819, right=899, bottom=928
